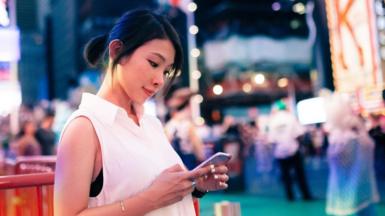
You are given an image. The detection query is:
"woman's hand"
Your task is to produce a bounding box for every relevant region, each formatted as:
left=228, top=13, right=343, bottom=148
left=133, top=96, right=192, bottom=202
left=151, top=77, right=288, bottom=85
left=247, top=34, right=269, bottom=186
left=139, top=164, right=210, bottom=211
left=194, top=164, right=229, bottom=192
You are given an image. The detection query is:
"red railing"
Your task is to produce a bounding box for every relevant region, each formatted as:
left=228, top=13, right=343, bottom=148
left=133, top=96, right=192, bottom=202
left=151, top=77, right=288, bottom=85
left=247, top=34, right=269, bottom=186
left=0, top=156, right=200, bottom=216
left=0, top=156, right=56, bottom=216
left=0, top=173, right=55, bottom=216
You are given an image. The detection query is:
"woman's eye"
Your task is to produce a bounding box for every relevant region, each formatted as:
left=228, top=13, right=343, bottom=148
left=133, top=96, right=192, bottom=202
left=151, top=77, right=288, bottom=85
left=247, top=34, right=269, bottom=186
left=148, top=60, right=159, bottom=68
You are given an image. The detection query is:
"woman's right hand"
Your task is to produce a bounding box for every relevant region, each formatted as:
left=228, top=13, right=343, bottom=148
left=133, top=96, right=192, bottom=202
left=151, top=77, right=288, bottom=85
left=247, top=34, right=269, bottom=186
left=139, top=164, right=209, bottom=210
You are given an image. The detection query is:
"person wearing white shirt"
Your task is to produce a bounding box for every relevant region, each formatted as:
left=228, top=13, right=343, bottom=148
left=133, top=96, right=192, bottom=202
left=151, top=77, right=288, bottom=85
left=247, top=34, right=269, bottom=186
left=268, top=101, right=312, bottom=201
left=54, top=9, right=229, bottom=216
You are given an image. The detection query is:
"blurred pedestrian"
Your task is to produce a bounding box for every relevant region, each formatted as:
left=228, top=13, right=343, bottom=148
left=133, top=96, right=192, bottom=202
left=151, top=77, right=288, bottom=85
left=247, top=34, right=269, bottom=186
left=268, top=100, right=313, bottom=201
left=35, top=109, right=56, bottom=155
left=164, top=85, right=205, bottom=170
left=11, top=120, right=41, bottom=156
left=325, top=94, right=379, bottom=216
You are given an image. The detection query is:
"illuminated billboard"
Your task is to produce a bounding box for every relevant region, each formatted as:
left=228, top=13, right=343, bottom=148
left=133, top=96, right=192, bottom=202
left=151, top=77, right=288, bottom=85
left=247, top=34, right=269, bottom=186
left=325, top=0, right=383, bottom=112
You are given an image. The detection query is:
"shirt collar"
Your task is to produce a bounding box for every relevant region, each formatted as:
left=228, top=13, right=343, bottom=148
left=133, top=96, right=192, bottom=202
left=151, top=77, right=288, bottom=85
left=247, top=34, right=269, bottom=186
left=79, top=93, right=145, bottom=125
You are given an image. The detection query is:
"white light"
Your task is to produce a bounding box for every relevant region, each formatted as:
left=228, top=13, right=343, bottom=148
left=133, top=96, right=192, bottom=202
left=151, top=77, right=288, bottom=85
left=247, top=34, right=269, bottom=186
left=242, top=83, right=252, bottom=93
left=192, top=70, right=202, bottom=80
left=278, top=78, right=289, bottom=88
left=189, top=25, right=199, bottom=35
left=213, top=84, right=223, bottom=95
left=290, top=20, right=301, bottom=29
left=272, top=2, right=281, bottom=11
left=187, top=2, right=198, bottom=12
left=0, top=29, right=20, bottom=61
left=0, top=82, right=22, bottom=117
left=191, top=48, right=200, bottom=58
left=195, top=116, right=205, bottom=126
left=297, top=97, right=326, bottom=125
left=293, top=3, right=306, bottom=15
left=193, top=94, right=204, bottom=104
left=254, top=73, right=265, bottom=85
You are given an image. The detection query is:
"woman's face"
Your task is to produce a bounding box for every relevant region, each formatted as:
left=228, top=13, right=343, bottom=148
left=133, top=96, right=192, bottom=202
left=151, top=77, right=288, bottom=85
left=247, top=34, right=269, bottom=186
left=114, top=39, right=175, bottom=105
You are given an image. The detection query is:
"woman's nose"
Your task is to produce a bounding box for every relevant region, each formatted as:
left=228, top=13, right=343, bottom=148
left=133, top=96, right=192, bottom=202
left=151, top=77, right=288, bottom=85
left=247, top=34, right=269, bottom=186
left=152, top=71, right=164, bottom=88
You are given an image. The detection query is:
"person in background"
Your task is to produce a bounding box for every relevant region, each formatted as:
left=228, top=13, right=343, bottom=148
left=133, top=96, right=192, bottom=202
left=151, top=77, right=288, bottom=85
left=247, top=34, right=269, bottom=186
left=54, top=9, right=229, bottom=216
left=368, top=114, right=385, bottom=180
left=325, top=94, right=379, bottom=216
left=35, top=109, right=56, bottom=155
left=11, top=120, right=41, bottom=156
left=267, top=100, right=313, bottom=201
left=164, top=85, right=205, bottom=170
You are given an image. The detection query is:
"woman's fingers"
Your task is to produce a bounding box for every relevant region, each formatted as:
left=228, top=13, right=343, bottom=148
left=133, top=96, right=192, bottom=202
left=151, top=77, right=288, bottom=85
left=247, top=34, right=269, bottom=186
left=212, top=174, right=229, bottom=182
left=185, top=166, right=211, bottom=180
left=211, top=165, right=228, bottom=174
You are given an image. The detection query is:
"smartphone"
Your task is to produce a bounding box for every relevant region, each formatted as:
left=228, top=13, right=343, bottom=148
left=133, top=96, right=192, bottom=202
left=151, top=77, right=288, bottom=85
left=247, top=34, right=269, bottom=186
left=193, top=152, right=231, bottom=170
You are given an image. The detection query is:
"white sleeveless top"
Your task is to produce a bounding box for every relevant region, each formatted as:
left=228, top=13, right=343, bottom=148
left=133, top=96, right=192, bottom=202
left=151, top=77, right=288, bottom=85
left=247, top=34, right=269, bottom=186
left=62, top=93, right=195, bottom=216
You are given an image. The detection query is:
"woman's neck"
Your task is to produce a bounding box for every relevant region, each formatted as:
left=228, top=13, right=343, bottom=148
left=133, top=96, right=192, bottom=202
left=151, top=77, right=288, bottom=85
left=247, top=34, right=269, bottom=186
left=97, top=72, right=140, bottom=125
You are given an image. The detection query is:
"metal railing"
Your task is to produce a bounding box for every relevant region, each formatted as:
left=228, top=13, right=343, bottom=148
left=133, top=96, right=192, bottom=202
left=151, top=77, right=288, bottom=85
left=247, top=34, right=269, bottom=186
left=0, top=156, right=200, bottom=216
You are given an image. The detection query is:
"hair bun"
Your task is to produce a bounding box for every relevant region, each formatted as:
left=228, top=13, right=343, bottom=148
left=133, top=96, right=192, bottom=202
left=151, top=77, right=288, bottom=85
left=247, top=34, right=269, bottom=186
left=83, top=34, right=108, bottom=67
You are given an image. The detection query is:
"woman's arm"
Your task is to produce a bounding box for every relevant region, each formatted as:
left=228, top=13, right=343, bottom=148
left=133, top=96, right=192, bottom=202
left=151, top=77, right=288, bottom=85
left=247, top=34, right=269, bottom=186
left=54, top=117, right=155, bottom=216
left=54, top=117, right=211, bottom=216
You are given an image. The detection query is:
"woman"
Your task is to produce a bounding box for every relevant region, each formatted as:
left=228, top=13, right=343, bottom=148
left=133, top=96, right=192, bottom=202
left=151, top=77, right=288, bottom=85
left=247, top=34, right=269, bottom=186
left=54, top=9, right=229, bottom=216
left=11, top=120, right=41, bottom=156
left=164, top=86, right=205, bottom=170
left=325, top=94, right=379, bottom=216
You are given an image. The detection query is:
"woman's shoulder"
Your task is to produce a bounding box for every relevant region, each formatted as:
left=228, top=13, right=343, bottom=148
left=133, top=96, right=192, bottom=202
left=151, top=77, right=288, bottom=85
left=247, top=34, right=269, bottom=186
left=59, top=116, right=99, bottom=150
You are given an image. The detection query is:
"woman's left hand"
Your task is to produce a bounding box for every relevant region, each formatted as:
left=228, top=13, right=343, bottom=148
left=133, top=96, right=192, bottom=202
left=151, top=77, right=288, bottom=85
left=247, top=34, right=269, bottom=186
left=194, top=164, right=229, bottom=192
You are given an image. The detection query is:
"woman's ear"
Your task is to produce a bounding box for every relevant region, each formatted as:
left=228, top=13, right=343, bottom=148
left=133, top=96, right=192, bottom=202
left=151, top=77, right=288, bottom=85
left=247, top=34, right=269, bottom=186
left=108, top=39, right=123, bottom=60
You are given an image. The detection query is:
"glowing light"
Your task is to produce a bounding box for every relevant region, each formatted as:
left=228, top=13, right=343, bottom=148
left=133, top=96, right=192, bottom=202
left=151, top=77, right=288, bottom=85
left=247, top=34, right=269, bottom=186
left=290, top=20, right=301, bottom=29
left=297, top=97, right=326, bottom=125
left=254, top=73, right=265, bottom=85
left=242, top=83, right=252, bottom=93
left=0, top=82, right=22, bottom=117
left=195, top=116, right=205, bottom=126
left=187, top=2, right=197, bottom=12
left=192, top=70, right=201, bottom=80
left=278, top=78, right=289, bottom=88
left=213, top=84, right=223, bottom=95
left=272, top=2, right=281, bottom=11
left=193, top=94, right=204, bottom=104
left=293, top=2, right=306, bottom=15
left=191, top=48, right=200, bottom=58
left=189, top=25, right=199, bottom=35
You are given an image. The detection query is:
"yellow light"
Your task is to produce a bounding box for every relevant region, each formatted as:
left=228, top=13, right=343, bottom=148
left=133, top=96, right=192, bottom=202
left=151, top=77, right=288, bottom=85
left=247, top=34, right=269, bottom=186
left=293, top=3, right=305, bottom=15
left=254, top=73, right=265, bottom=85
left=213, top=84, right=223, bottom=95
left=191, top=48, right=200, bottom=58
left=187, top=2, right=198, bottom=12
left=242, top=83, right=252, bottom=93
left=278, top=78, right=289, bottom=88
left=192, top=70, right=201, bottom=80
left=195, top=116, right=205, bottom=126
left=189, top=25, right=199, bottom=35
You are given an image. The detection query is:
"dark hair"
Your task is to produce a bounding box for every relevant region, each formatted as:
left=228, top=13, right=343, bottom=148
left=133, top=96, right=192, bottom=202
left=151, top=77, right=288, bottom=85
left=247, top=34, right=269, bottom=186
left=83, top=9, right=183, bottom=91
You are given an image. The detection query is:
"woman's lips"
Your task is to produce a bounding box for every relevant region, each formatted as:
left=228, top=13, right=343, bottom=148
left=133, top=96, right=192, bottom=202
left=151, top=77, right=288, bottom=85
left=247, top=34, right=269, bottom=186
left=143, top=87, right=155, bottom=97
